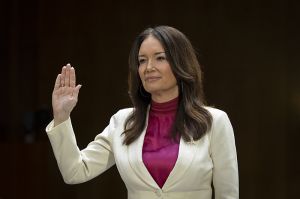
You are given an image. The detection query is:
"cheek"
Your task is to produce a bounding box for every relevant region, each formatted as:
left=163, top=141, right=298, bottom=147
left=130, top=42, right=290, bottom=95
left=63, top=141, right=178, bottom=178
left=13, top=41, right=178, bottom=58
left=164, top=66, right=177, bottom=84
left=138, top=66, right=144, bottom=80
left=167, top=75, right=177, bottom=86
left=170, top=72, right=177, bottom=83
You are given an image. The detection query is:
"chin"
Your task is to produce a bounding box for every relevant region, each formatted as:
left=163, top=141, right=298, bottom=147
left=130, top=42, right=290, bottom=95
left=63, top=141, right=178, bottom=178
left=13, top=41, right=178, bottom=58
left=144, top=87, right=160, bottom=95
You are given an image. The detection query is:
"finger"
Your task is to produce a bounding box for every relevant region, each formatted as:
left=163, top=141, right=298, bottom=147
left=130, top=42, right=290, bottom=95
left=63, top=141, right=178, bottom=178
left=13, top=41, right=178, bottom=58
left=70, top=67, right=76, bottom=88
left=65, top=64, right=71, bottom=87
left=60, top=66, right=66, bottom=87
left=53, top=74, right=61, bottom=91
left=72, top=84, right=82, bottom=99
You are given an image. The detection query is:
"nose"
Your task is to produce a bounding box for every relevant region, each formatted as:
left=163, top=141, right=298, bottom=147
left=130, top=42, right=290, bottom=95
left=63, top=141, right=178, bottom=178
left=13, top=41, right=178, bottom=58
left=146, top=59, right=154, bottom=72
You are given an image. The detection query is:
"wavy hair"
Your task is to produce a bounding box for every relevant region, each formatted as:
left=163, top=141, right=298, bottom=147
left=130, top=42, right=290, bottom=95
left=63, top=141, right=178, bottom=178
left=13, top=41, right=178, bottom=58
left=123, top=26, right=212, bottom=145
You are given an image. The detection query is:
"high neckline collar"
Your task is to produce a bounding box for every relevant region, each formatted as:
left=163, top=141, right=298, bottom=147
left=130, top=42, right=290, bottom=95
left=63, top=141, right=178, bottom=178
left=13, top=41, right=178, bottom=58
left=150, top=96, right=179, bottom=113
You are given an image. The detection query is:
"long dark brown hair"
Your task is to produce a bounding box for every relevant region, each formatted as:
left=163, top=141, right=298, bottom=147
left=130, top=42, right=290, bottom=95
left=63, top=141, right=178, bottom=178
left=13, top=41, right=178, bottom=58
left=123, top=26, right=212, bottom=145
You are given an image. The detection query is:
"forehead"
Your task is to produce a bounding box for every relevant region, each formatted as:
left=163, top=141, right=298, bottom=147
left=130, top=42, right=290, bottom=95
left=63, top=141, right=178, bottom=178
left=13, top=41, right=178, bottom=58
left=138, top=35, right=165, bottom=55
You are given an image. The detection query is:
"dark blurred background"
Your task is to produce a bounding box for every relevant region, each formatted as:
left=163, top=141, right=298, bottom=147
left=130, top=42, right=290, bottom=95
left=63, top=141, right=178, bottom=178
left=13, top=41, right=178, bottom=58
left=0, top=0, right=299, bottom=198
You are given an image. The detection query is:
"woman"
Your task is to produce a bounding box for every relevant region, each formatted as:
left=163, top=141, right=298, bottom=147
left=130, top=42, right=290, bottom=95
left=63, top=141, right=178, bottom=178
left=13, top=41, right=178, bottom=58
left=46, top=26, right=239, bottom=199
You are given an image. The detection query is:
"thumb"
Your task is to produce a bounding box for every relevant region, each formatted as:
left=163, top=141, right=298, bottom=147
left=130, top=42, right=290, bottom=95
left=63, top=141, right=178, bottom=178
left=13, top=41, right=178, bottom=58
left=73, top=84, right=82, bottom=99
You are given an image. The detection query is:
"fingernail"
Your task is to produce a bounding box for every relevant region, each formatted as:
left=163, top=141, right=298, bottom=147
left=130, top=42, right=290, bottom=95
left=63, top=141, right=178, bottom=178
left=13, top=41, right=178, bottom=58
left=67, top=63, right=71, bottom=66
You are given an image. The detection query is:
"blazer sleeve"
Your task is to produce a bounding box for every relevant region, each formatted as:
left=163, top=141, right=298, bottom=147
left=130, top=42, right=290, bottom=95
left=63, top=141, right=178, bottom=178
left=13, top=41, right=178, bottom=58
left=45, top=115, right=117, bottom=184
left=210, top=111, right=239, bottom=199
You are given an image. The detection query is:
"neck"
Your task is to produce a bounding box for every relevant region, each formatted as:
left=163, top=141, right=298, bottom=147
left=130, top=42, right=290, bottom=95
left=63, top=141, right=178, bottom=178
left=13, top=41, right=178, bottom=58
left=151, top=87, right=179, bottom=103
left=151, top=96, right=178, bottom=103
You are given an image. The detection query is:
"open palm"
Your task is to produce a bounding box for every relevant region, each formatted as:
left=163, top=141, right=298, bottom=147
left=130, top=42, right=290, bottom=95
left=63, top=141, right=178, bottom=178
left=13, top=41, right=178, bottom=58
left=52, top=64, right=82, bottom=126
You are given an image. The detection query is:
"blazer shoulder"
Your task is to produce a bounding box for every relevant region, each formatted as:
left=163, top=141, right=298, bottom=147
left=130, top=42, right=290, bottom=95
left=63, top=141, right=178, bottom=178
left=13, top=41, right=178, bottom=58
left=204, top=106, right=233, bottom=130
left=204, top=106, right=228, bottom=120
left=114, top=107, right=134, bottom=118
left=110, top=107, right=134, bottom=124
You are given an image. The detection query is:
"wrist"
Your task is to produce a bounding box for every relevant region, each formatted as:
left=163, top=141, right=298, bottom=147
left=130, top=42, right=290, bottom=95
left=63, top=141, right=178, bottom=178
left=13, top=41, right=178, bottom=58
left=53, top=114, right=69, bottom=127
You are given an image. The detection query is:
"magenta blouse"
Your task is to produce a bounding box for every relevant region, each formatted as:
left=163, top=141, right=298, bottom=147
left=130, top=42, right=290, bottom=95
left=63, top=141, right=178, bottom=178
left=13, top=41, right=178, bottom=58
left=142, top=97, right=180, bottom=188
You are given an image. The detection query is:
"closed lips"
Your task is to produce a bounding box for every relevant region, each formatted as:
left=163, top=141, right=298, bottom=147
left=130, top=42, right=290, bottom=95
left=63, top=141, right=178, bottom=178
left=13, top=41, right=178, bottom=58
left=145, top=76, right=161, bottom=81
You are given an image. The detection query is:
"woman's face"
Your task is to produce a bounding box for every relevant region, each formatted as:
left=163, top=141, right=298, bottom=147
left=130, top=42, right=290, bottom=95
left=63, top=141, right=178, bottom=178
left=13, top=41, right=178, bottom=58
left=138, top=35, right=178, bottom=102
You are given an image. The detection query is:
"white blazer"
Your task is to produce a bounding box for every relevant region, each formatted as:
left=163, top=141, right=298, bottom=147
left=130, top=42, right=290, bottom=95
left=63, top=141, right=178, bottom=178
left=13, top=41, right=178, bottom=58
left=46, top=107, right=238, bottom=199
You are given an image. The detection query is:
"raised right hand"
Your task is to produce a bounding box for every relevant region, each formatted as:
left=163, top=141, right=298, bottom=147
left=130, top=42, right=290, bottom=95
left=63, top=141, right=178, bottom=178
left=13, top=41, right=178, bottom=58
left=52, top=64, right=82, bottom=126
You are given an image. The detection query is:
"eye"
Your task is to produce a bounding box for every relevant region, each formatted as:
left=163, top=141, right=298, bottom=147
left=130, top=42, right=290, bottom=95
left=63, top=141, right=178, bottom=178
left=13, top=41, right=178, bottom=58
left=157, top=55, right=166, bottom=61
left=138, top=58, right=146, bottom=65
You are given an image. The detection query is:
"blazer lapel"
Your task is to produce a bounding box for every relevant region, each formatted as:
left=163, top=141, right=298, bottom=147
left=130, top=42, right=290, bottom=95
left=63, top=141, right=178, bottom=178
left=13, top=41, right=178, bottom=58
left=127, top=114, right=160, bottom=189
left=162, top=138, right=198, bottom=191
left=127, top=107, right=199, bottom=191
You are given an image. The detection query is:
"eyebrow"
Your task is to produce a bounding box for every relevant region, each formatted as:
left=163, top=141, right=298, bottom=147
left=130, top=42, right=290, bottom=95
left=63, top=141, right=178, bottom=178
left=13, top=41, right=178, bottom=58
left=138, top=52, right=166, bottom=57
